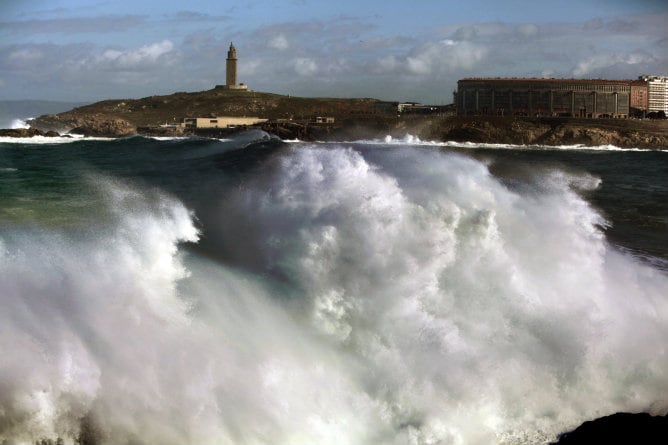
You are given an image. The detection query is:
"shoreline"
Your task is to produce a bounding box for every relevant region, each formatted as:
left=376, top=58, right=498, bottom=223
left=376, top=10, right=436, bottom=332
left=6, top=116, right=666, bottom=150
left=14, top=87, right=668, bottom=149
left=2, top=117, right=668, bottom=151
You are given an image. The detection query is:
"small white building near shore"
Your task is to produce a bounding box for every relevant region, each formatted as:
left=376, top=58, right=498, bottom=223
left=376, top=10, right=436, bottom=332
left=182, top=117, right=267, bottom=129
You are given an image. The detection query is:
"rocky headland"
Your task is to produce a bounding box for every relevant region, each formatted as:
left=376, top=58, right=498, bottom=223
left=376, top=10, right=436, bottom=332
left=425, top=115, right=668, bottom=149
left=15, top=88, right=668, bottom=149
left=0, top=127, right=62, bottom=138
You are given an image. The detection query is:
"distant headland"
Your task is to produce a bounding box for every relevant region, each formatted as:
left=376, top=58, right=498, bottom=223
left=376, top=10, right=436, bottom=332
left=5, top=44, right=668, bottom=148
left=15, top=87, right=667, bottom=149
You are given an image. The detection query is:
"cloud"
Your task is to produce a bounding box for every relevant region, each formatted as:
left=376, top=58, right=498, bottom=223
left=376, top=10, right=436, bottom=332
left=572, top=51, right=658, bottom=77
left=98, top=40, right=178, bottom=70
left=377, top=39, right=487, bottom=76
left=239, top=59, right=262, bottom=77
left=0, top=15, right=147, bottom=34
left=583, top=17, right=642, bottom=34
left=269, top=34, right=289, bottom=51
left=172, top=10, right=229, bottom=22
left=223, top=12, right=666, bottom=101
left=0, top=39, right=189, bottom=100
left=376, top=55, right=400, bottom=72
left=8, top=48, right=44, bottom=64
left=293, top=58, right=318, bottom=76
left=449, top=22, right=542, bottom=43
left=1, top=9, right=667, bottom=104
left=517, top=24, right=538, bottom=38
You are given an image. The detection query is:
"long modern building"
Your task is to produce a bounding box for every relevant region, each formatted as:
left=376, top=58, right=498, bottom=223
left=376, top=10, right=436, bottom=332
left=456, top=78, right=631, bottom=118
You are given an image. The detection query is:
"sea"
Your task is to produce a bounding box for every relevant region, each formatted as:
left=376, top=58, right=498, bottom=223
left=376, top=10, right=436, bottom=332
left=1, top=131, right=667, bottom=445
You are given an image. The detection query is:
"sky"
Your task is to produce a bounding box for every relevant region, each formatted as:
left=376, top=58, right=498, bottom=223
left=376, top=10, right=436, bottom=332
left=1, top=0, right=667, bottom=104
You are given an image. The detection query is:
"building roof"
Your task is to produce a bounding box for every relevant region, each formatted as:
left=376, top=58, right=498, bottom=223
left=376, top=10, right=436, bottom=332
left=459, top=77, right=634, bottom=85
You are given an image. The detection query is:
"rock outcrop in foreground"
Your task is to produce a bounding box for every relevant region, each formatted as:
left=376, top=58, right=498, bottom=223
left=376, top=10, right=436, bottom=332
left=552, top=412, right=668, bottom=444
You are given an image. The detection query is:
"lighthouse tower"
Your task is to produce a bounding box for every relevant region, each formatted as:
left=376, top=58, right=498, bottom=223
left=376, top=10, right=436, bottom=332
left=226, top=42, right=237, bottom=87
left=216, top=42, right=248, bottom=90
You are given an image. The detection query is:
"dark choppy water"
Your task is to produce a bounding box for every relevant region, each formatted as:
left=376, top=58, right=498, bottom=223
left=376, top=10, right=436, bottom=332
left=1, top=132, right=667, bottom=445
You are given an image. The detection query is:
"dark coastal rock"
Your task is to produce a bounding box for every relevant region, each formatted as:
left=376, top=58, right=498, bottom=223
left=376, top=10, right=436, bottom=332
left=430, top=116, right=668, bottom=149
left=65, top=114, right=136, bottom=137
left=30, top=112, right=136, bottom=137
left=441, top=125, right=490, bottom=142
left=0, top=127, right=61, bottom=137
left=552, top=412, right=668, bottom=444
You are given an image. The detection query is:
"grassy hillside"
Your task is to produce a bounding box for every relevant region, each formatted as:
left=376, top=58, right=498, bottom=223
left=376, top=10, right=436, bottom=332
left=30, top=88, right=397, bottom=131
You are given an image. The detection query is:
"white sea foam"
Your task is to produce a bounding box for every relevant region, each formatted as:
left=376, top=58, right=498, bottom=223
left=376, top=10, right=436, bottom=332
left=10, top=118, right=32, bottom=129
left=0, top=178, right=199, bottom=444
left=442, top=139, right=667, bottom=152
left=307, top=134, right=667, bottom=152
left=340, top=133, right=444, bottom=146
left=0, top=135, right=114, bottom=144
left=147, top=136, right=192, bottom=141
left=200, top=145, right=668, bottom=444
left=1, top=146, right=667, bottom=445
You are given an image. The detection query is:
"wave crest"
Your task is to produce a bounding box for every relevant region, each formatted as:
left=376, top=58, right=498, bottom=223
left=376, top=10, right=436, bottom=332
left=1, top=144, right=667, bottom=445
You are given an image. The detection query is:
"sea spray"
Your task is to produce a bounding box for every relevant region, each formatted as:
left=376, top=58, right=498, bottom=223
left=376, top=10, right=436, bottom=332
left=0, top=138, right=667, bottom=444
left=204, top=145, right=668, bottom=444
left=0, top=178, right=198, bottom=443
left=10, top=118, right=31, bottom=129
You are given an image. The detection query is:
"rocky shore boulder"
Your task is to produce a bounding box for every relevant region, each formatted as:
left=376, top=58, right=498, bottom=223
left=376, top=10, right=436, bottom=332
left=0, top=128, right=61, bottom=137
left=29, top=113, right=136, bottom=137
left=552, top=412, right=668, bottom=444
left=66, top=114, right=136, bottom=137
left=428, top=116, right=668, bottom=149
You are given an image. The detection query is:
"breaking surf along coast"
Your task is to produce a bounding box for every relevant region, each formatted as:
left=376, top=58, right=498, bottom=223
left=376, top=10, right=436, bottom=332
left=1, top=132, right=667, bottom=445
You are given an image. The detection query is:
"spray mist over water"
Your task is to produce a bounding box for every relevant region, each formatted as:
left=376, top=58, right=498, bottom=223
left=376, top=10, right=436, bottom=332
left=1, top=143, right=667, bottom=445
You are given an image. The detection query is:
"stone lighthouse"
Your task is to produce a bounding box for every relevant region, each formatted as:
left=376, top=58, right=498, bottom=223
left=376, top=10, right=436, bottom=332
left=226, top=42, right=237, bottom=87
left=217, top=42, right=248, bottom=90
left=216, top=43, right=248, bottom=90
